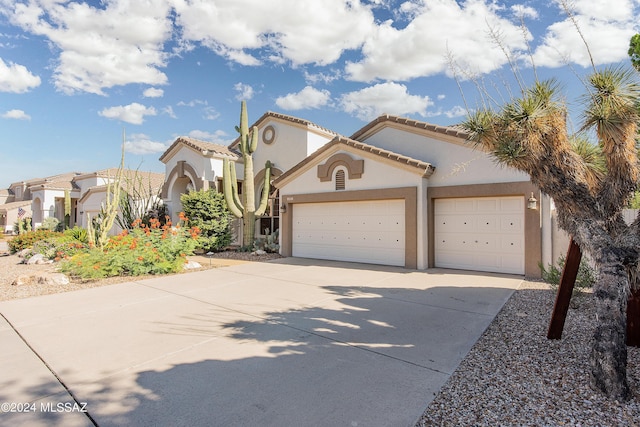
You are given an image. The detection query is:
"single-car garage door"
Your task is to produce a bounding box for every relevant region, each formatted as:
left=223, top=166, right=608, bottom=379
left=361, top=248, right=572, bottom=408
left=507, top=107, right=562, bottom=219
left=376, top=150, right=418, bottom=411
left=434, top=196, right=524, bottom=274
left=292, top=200, right=405, bottom=266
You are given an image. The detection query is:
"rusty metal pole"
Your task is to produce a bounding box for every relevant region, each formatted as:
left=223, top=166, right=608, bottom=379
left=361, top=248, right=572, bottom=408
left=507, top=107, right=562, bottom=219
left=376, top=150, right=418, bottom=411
left=547, top=238, right=582, bottom=340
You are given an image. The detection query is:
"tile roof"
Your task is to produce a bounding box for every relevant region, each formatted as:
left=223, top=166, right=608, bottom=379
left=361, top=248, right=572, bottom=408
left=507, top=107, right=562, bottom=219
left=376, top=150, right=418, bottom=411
left=0, top=200, right=31, bottom=211
left=273, top=135, right=435, bottom=187
left=11, top=172, right=83, bottom=188
left=350, top=114, right=470, bottom=141
left=78, top=171, right=166, bottom=203
left=228, top=111, right=338, bottom=149
left=159, top=137, right=239, bottom=162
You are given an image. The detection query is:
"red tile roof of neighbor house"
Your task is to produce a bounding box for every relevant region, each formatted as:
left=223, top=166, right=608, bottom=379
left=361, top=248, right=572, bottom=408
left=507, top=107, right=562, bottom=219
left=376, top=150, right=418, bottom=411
left=159, top=137, right=240, bottom=162
left=10, top=172, right=84, bottom=188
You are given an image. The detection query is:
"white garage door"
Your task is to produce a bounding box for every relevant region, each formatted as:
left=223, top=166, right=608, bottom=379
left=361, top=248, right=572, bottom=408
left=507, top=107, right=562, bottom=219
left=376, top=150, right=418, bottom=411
left=434, top=196, right=524, bottom=274
left=292, top=200, right=405, bottom=266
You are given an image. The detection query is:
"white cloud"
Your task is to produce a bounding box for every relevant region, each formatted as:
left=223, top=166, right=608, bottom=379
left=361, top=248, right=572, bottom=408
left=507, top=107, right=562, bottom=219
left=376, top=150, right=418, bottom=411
left=162, top=105, right=177, bottom=118
left=124, top=133, right=169, bottom=155
left=2, top=109, right=30, bottom=120
left=5, top=0, right=171, bottom=95
left=202, top=106, right=220, bottom=120
left=0, top=58, right=40, bottom=93
left=188, top=129, right=231, bottom=144
left=532, top=0, right=638, bottom=67
left=172, top=0, right=375, bottom=66
left=143, top=87, right=164, bottom=98
left=511, top=5, right=538, bottom=19
left=177, top=99, right=207, bottom=107
left=234, top=82, right=255, bottom=101
left=444, top=105, right=467, bottom=118
left=275, top=86, right=331, bottom=110
left=99, top=103, right=157, bottom=125
left=345, top=0, right=529, bottom=82
left=339, top=82, right=433, bottom=121
left=304, top=69, right=341, bottom=85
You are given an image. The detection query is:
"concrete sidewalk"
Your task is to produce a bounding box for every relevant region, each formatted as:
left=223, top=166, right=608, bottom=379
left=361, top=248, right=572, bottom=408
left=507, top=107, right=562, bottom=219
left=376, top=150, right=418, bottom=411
left=0, top=258, right=522, bottom=427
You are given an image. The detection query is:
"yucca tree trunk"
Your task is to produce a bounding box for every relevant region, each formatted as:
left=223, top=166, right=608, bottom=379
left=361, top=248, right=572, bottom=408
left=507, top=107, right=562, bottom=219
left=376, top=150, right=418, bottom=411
left=590, top=249, right=631, bottom=400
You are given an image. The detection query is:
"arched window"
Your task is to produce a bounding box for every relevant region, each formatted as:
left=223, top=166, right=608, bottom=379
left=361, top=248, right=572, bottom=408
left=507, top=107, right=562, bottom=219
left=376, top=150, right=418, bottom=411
left=335, top=169, right=346, bottom=191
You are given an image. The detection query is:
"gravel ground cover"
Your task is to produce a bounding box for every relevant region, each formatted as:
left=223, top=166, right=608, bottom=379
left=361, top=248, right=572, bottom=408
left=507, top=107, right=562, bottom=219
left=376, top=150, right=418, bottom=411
left=416, top=281, right=640, bottom=426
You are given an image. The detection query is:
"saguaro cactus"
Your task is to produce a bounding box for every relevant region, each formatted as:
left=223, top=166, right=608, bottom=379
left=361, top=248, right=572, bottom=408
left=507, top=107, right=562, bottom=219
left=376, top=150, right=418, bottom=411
left=223, top=101, right=272, bottom=248
left=64, top=189, right=71, bottom=229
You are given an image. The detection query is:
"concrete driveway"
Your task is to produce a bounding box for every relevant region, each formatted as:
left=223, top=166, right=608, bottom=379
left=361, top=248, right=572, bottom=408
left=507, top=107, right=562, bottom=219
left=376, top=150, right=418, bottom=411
left=0, top=258, right=522, bottom=427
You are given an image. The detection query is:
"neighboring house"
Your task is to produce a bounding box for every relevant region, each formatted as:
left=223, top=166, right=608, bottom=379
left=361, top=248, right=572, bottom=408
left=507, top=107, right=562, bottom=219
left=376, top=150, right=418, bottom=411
left=0, top=200, right=31, bottom=233
left=76, top=169, right=165, bottom=233
left=159, top=111, right=565, bottom=278
left=160, top=112, right=337, bottom=230
left=0, top=169, right=164, bottom=234
left=27, top=172, right=83, bottom=229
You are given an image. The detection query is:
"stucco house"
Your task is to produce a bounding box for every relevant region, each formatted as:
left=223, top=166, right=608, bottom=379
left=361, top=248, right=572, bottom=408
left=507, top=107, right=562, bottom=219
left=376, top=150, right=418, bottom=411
left=160, top=111, right=568, bottom=279
left=1, top=169, right=164, bottom=234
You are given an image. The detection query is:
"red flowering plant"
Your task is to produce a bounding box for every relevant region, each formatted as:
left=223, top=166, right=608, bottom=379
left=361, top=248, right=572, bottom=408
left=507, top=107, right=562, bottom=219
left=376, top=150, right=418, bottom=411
left=61, top=214, right=201, bottom=279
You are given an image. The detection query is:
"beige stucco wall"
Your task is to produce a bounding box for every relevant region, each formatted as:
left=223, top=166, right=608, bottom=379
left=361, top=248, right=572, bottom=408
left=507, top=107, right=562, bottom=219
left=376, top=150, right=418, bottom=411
left=276, top=147, right=429, bottom=268
left=360, top=127, right=529, bottom=187
left=235, top=119, right=333, bottom=183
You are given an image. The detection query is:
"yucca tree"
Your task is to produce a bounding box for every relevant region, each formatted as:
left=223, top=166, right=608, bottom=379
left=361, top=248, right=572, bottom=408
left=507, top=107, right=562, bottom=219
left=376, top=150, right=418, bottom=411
left=463, top=66, right=640, bottom=400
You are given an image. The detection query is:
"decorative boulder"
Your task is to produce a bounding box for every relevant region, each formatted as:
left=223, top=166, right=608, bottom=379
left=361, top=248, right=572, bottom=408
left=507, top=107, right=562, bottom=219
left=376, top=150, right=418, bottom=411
left=183, top=261, right=202, bottom=270
left=26, top=254, right=53, bottom=265
left=11, top=273, right=69, bottom=286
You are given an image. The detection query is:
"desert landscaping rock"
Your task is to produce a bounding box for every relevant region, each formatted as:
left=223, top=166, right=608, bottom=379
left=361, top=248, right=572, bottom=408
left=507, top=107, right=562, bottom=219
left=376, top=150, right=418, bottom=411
left=12, top=272, right=70, bottom=286
left=25, top=253, right=53, bottom=265
left=183, top=260, right=202, bottom=270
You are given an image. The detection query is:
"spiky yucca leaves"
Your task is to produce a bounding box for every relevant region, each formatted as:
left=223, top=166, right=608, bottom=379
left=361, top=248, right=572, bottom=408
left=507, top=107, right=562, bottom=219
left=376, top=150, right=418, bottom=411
left=464, top=80, right=599, bottom=224
left=582, top=66, right=640, bottom=214
left=464, top=68, right=640, bottom=400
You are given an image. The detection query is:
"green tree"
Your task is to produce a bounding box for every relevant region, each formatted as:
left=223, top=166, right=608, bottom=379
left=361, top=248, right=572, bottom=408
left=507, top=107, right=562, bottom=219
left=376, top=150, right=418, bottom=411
left=222, top=101, right=272, bottom=247
left=463, top=67, right=640, bottom=400
left=629, top=33, right=640, bottom=71
left=180, top=189, right=233, bottom=252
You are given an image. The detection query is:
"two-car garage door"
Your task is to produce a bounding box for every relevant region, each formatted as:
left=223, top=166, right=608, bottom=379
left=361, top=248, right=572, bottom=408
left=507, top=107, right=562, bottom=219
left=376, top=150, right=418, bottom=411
left=292, top=200, right=405, bottom=267
left=434, top=196, right=525, bottom=274
left=290, top=195, right=525, bottom=274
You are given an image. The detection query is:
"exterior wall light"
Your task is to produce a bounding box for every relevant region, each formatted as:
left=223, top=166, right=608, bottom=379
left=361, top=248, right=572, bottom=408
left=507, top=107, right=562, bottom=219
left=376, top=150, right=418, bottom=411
left=527, top=192, right=538, bottom=210
left=280, top=204, right=287, bottom=214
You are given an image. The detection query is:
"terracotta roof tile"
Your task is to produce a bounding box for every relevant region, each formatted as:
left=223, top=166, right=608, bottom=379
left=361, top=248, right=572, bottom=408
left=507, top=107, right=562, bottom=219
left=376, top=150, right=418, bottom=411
left=350, top=114, right=470, bottom=141
left=159, top=137, right=239, bottom=162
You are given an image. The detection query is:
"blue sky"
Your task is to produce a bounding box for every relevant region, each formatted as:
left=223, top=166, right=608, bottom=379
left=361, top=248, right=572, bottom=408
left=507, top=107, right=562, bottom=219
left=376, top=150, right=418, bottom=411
left=0, top=0, right=638, bottom=188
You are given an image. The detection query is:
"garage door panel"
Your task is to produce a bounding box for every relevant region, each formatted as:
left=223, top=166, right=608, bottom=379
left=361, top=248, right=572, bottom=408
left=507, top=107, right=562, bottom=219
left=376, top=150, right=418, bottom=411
left=293, top=200, right=405, bottom=267
left=435, top=196, right=524, bottom=275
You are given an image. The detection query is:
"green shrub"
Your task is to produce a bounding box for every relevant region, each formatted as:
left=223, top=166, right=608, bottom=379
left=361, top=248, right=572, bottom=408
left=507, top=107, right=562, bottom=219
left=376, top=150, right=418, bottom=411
left=64, top=226, right=89, bottom=243
left=31, top=236, right=88, bottom=261
left=180, top=189, right=233, bottom=252
left=38, top=217, right=60, bottom=231
left=8, top=230, right=62, bottom=253
left=60, top=218, right=200, bottom=279
left=253, top=228, right=279, bottom=253
left=540, top=255, right=597, bottom=296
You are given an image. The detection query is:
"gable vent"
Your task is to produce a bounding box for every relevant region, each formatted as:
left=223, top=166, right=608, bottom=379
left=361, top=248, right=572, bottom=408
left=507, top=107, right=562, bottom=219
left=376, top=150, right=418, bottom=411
left=335, top=169, right=345, bottom=190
